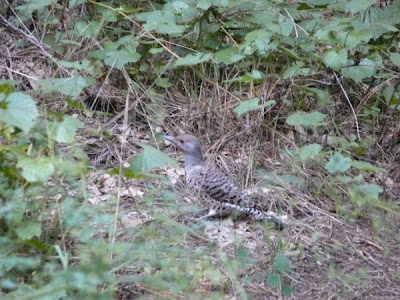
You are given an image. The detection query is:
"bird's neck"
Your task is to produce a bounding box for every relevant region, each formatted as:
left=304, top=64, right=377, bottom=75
left=184, top=151, right=205, bottom=169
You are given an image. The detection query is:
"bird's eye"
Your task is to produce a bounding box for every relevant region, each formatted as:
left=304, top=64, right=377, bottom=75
left=180, top=140, right=184, bottom=143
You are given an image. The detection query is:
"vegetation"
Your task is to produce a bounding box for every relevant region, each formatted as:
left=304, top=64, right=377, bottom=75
left=0, top=0, right=399, bottom=298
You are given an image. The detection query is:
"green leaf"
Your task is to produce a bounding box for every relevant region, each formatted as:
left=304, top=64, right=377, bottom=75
left=325, top=153, right=352, bottom=174
left=48, top=115, right=83, bottom=143
left=341, top=58, right=375, bottom=82
left=225, top=70, right=266, bottom=83
left=234, top=98, right=276, bottom=116
left=75, top=21, right=101, bottom=38
left=16, top=0, right=55, bottom=17
left=351, top=161, right=385, bottom=173
left=304, top=87, right=332, bottom=108
left=286, top=111, right=326, bottom=127
left=298, top=143, right=322, bottom=161
left=58, top=59, right=93, bottom=71
left=38, top=77, right=95, bottom=97
left=274, top=255, right=291, bottom=273
left=266, top=271, right=281, bottom=287
left=15, top=221, right=42, bottom=240
left=149, top=48, right=164, bottom=54
left=17, top=157, right=55, bottom=182
left=174, top=52, right=213, bottom=67
left=281, top=284, right=293, bottom=296
left=348, top=184, right=383, bottom=205
left=324, top=48, right=348, bottom=71
left=136, top=10, right=188, bottom=35
left=0, top=92, right=38, bottom=132
left=282, top=61, right=310, bottom=79
left=345, top=0, right=375, bottom=14
left=214, top=48, right=245, bottom=64
left=130, top=144, right=178, bottom=172
left=390, top=52, right=400, bottom=66
left=197, top=0, right=211, bottom=10
left=241, top=29, right=275, bottom=55
left=155, top=77, right=173, bottom=88
left=96, top=48, right=140, bottom=69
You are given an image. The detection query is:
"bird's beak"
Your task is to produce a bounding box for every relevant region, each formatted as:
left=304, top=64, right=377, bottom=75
left=164, top=135, right=177, bottom=144
left=164, top=135, right=184, bottom=151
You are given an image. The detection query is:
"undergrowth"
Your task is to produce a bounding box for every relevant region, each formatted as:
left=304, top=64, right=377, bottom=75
left=0, top=0, right=399, bottom=298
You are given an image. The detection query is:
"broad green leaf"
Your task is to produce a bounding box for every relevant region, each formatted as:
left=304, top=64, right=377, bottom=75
left=213, top=0, right=229, bottom=6
left=130, top=143, right=178, bottom=172
left=58, top=160, right=87, bottom=177
left=281, top=285, right=293, bottom=296
left=155, top=77, right=173, bottom=88
left=341, top=58, right=375, bottom=82
left=0, top=196, right=26, bottom=223
left=336, top=175, right=363, bottom=184
left=351, top=161, right=385, bottom=173
left=16, top=0, right=55, bottom=17
left=345, top=0, right=375, bottom=14
left=75, top=21, right=101, bottom=39
left=17, top=157, right=55, bottom=182
left=234, top=98, right=276, bottom=116
left=90, top=48, right=141, bottom=69
left=58, top=59, right=94, bottom=72
left=149, top=48, right=164, bottom=54
left=286, top=111, right=326, bottom=127
left=298, top=143, right=322, bottom=161
left=214, top=48, right=245, bottom=64
left=304, top=87, right=332, bottom=108
left=38, top=77, right=95, bottom=97
left=324, top=48, right=348, bottom=71
left=48, top=115, right=83, bottom=143
left=15, top=221, right=42, bottom=240
left=266, top=271, right=280, bottom=287
left=390, top=52, right=400, bottom=66
left=225, top=70, right=266, bottom=83
left=174, top=52, right=212, bottom=67
left=136, top=10, right=188, bottom=35
left=241, top=29, right=275, bottom=55
left=382, top=85, right=395, bottom=104
left=282, top=61, right=310, bottom=79
left=325, top=153, right=352, bottom=174
left=274, top=255, right=291, bottom=273
left=0, top=92, right=38, bottom=132
left=348, top=184, right=383, bottom=205
left=197, top=0, right=211, bottom=10
left=305, top=0, right=331, bottom=4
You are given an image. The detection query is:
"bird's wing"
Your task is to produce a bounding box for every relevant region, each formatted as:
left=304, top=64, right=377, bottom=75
left=191, top=165, right=252, bottom=206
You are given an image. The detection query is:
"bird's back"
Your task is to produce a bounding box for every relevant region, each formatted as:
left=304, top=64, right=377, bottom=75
left=186, top=163, right=253, bottom=207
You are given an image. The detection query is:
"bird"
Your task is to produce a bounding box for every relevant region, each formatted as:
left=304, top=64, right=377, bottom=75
left=164, top=134, right=286, bottom=230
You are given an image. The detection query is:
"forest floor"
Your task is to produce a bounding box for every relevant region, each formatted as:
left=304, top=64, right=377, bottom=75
left=83, top=117, right=400, bottom=299
left=2, top=19, right=399, bottom=298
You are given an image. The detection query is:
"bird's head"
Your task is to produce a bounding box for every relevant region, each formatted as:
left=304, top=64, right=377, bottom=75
left=164, top=134, right=202, bottom=155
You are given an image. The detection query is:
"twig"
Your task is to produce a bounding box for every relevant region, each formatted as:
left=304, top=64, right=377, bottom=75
left=333, top=71, right=361, bottom=140
left=284, top=7, right=298, bottom=38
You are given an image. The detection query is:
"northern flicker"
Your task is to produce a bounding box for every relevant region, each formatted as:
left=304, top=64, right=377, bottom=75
left=165, top=134, right=286, bottom=230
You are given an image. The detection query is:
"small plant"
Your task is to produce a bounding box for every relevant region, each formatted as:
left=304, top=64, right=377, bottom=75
left=266, top=254, right=293, bottom=297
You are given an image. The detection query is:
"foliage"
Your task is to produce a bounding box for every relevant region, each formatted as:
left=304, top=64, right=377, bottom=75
left=1, top=0, right=398, bottom=298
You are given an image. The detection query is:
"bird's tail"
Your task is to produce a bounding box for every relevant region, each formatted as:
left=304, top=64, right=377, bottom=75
left=221, top=203, right=286, bottom=230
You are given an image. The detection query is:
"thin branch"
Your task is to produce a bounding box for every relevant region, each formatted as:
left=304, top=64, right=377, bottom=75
left=333, top=71, right=361, bottom=140
left=284, top=7, right=298, bottom=38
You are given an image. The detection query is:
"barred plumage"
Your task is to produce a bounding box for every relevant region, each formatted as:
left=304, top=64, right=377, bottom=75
left=165, top=134, right=285, bottom=230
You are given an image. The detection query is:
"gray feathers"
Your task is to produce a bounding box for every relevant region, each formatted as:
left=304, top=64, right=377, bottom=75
left=165, top=134, right=285, bottom=230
